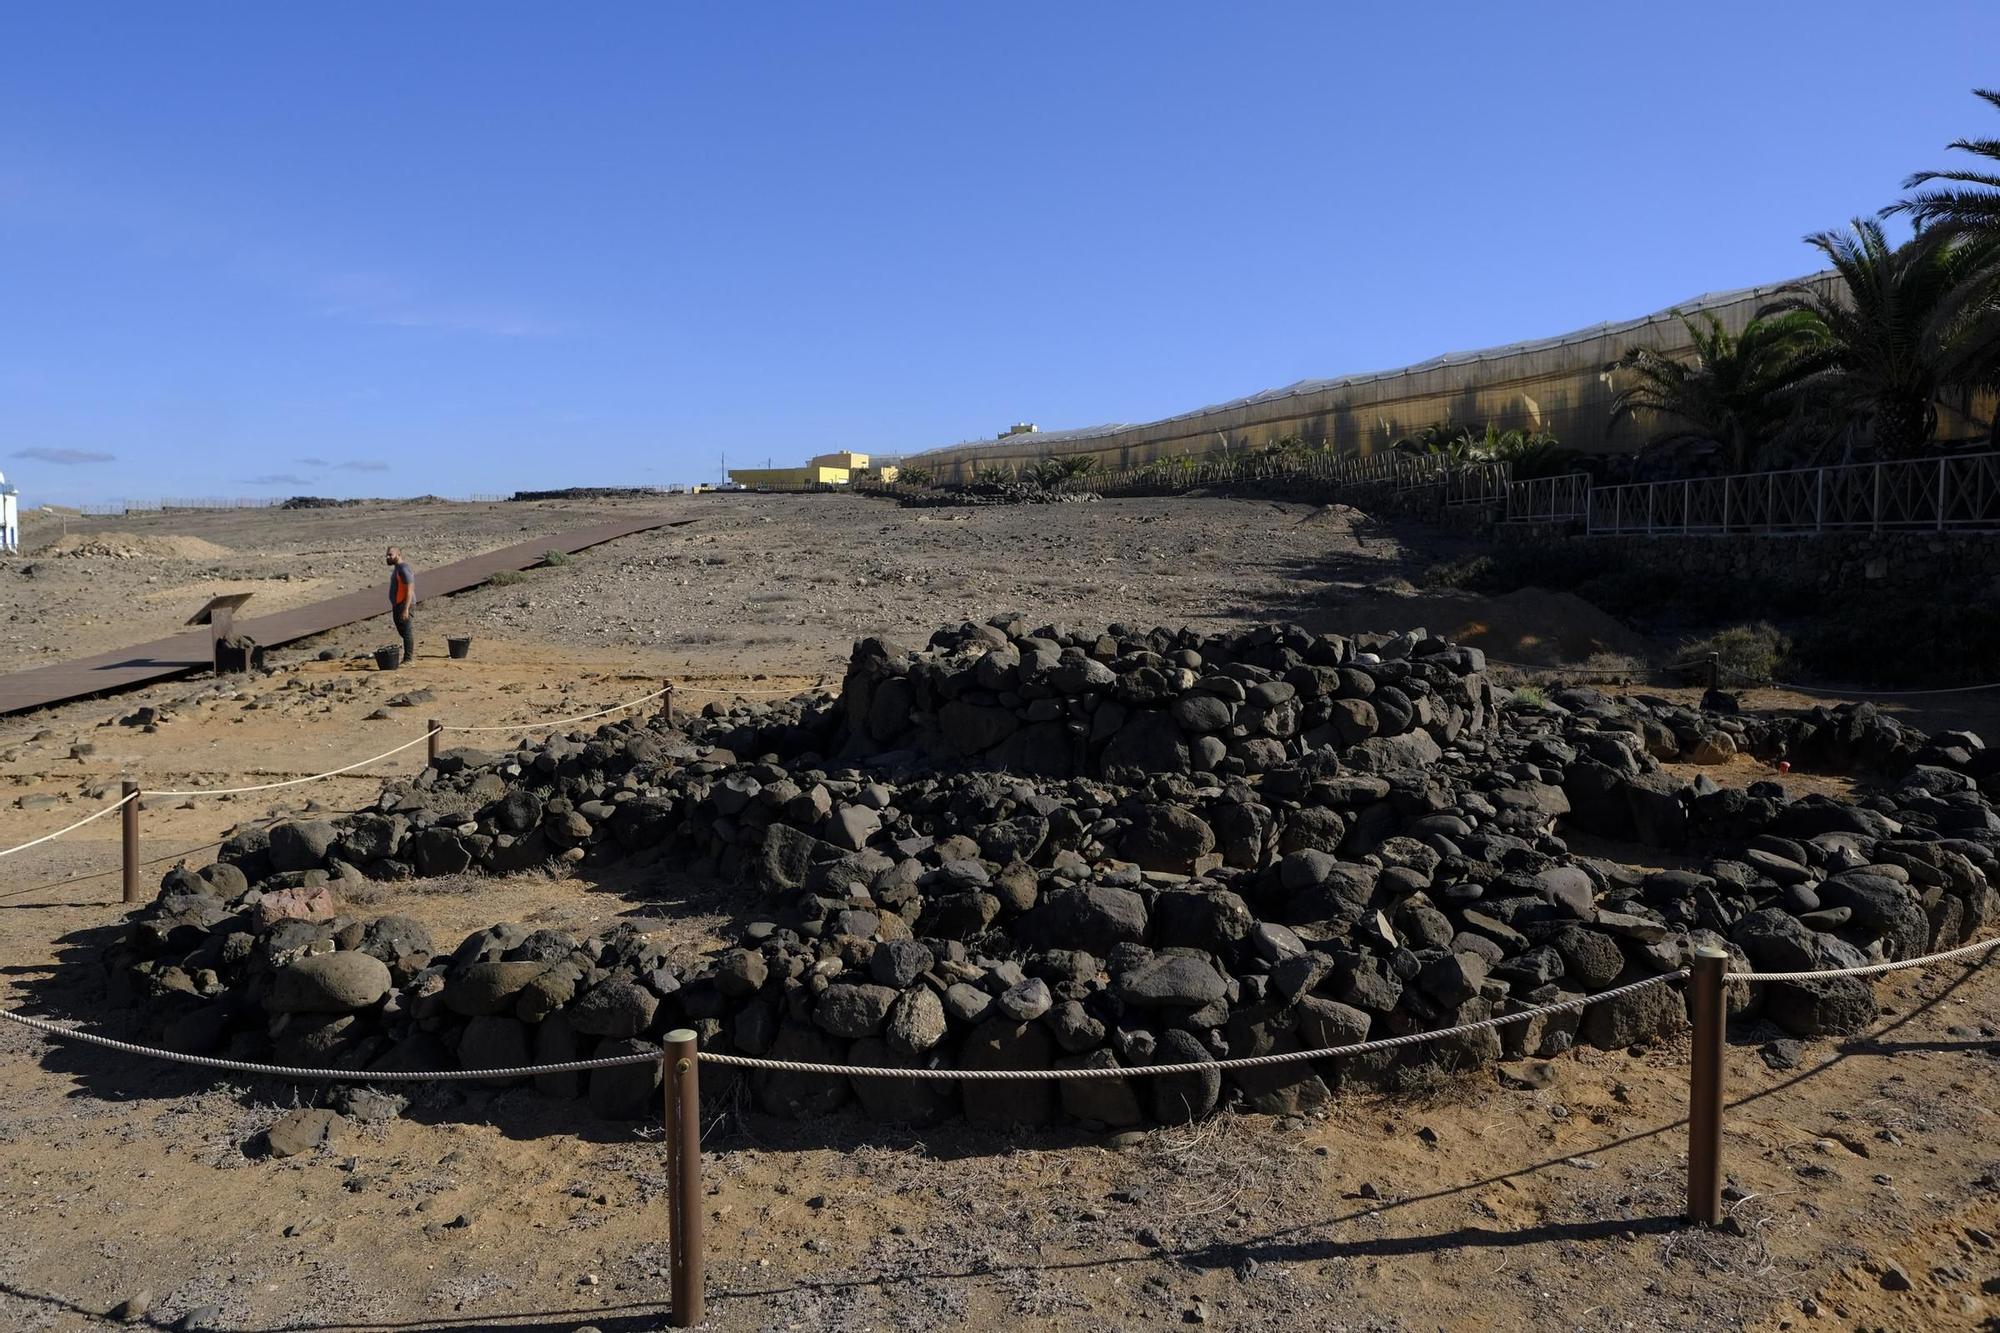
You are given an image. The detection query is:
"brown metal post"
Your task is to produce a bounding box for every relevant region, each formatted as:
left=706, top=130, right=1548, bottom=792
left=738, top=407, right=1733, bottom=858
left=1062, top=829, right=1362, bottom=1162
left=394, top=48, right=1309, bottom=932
left=120, top=778, right=140, bottom=904
left=1686, top=945, right=1728, bottom=1226
left=661, top=681, right=675, bottom=727
left=665, top=1027, right=703, bottom=1327
left=1707, top=653, right=1720, bottom=693
left=427, top=721, right=440, bottom=769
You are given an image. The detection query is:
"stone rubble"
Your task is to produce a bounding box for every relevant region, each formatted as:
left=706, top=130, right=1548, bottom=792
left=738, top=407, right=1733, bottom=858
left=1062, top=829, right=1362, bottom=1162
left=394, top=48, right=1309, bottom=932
left=105, top=616, right=1999, bottom=1127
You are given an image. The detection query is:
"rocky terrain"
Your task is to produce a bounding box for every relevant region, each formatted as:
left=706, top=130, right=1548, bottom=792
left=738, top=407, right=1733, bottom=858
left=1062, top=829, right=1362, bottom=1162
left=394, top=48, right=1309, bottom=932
left=4, top=495, right=2000, bottom=1331
left=109, top=618, right=1998, bottom=1148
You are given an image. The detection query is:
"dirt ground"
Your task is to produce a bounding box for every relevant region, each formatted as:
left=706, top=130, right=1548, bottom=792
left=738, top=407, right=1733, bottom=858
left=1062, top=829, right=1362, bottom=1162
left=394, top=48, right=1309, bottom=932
left=2, top=494, right=1998, bottom=1332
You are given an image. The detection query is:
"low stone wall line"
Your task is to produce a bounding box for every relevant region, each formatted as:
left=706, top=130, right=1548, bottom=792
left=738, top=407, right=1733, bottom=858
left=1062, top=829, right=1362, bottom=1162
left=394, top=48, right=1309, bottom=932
left=107, top=615, right=2000, bottom=1130
left=2, top=969, right=1686, bottom=1084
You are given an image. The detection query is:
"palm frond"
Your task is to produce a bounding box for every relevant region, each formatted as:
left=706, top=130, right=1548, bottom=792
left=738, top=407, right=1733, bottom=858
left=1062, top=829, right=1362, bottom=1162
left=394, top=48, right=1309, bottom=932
left=1887, top=88, right=2000, bottom=232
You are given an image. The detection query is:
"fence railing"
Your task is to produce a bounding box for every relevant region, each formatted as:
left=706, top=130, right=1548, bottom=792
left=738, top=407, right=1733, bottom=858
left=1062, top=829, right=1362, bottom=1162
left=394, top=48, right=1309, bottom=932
left=874, top=443, right=2000, bottom=541
left=1587, top=450, right=2000, bottom=536
left=1503, top=472, right=1591, bottom=524
left=1440, top=460, right=1511, bottom=507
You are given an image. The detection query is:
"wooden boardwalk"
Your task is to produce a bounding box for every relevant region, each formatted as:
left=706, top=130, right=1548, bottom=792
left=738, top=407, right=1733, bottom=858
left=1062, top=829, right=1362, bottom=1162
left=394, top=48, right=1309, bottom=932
left=0, top=516, right=682, bottom=716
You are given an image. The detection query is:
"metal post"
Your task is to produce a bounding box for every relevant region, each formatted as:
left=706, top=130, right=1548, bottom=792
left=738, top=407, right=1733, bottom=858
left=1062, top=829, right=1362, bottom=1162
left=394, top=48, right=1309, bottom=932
left=1686, top=945, right=1728, bottom=1226
left=665, top=1027, right=703, bottom=1327
left=661, top=681, right=675, bottom=727
left=121, top=778, right=141, bottom=904
left=1721, top=477, right=1731, bottom=534
left=427, top=721, right=440, bottom=769
left=1706, top=653, right=1720, bottom=693
left=1938, top=456, right=1948, bottom=532
left=1872, top=463, right=1883, bottom=535
left=1815, top=467, right=1825, bottom=533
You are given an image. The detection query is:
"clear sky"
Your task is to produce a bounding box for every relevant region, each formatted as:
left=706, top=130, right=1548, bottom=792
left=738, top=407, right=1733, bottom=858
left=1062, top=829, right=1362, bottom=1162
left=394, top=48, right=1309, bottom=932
left=3, top=4, right=1997, bottom=505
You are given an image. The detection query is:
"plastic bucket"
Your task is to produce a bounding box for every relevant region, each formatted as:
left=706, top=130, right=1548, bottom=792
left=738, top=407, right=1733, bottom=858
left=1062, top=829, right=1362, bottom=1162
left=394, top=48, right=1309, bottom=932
left=373, top=645, right=402, bottom=671
left=447, top=636, right=472, bottom=660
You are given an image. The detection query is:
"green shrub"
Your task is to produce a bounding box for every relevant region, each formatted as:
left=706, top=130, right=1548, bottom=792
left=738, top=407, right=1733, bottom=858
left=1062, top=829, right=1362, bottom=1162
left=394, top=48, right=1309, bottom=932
left=1421, top=554, right=1501, bottom=591
left=1674, top=623, right=1790, bottom=685
left=541, top=549, right=570, bottom=567
left=1511, top=684, right=1548, bottom=708
left=487, top=569, right=529, bottom=587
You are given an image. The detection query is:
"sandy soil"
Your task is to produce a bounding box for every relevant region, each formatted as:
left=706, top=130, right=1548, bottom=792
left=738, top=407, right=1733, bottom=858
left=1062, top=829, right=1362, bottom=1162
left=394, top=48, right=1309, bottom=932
left=1, top=494, right=1997, bottom=1331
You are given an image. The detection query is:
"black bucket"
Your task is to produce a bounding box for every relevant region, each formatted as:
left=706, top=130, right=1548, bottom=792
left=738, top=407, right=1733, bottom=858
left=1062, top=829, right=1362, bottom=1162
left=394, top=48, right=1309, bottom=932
left=447, top=636, right=472, bottom=660
left=373, top=645, right=402, bottom=671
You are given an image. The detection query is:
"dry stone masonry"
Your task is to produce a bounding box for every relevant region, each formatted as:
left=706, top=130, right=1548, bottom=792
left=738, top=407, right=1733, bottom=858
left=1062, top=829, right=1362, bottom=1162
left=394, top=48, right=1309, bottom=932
left=106, top=617, right=2000, bottom=1127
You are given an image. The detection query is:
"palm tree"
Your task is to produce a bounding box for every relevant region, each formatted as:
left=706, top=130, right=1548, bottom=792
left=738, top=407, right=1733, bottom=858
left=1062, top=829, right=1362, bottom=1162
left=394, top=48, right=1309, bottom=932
left=1886, top=89, right=2000, bottom=235
left=1606, top=310, right=1830, bottom=471
left=1886, top=89, right=2000, bottom=441
left=1483, top=426, right=1585, bottom=480
left=1024, top=455, right=1098, bottom=488
left=1392, top=420, right=1481, bottom=461
left=1766, top=219, right=2000, bottom=459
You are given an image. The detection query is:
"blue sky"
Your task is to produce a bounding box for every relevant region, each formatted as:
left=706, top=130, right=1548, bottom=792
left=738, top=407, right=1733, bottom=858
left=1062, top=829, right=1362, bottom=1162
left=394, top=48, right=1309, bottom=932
left=3, top=4, right=1997, bottom=504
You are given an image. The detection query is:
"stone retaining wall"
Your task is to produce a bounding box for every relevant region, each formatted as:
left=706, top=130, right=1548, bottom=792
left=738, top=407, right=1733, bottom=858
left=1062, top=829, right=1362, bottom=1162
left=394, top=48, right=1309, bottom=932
left=1494, top=527, right=2000, bottom=597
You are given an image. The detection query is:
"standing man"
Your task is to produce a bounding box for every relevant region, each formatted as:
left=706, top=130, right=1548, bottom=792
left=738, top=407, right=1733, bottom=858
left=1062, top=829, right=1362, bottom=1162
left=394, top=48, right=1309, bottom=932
left=386, top=545, right=416, bottom=665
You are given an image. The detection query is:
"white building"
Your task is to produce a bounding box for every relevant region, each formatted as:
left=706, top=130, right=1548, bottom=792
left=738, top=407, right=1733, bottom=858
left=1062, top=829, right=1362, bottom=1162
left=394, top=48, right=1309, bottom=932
left=0, top=470, right=16, bottom=555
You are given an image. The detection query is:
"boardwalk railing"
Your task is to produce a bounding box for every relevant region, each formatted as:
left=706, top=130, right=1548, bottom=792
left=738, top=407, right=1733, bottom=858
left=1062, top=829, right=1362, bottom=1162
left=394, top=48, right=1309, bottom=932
left=1587, top=450, right=2000, bottom=536
left=1440, top=461, right=1511, bottom=508
left=1503, top=472, right=1591, bottom=524
left=867, top=443, right=2000, bottom=540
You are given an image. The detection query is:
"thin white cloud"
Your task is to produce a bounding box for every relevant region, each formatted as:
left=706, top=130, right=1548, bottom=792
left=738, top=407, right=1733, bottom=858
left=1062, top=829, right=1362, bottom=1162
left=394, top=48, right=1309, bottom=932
left=14, top=447, right=115, bottom=465
left=335, top=460, right=390, bottom=472
left=245, top=472, right=315, bottom=486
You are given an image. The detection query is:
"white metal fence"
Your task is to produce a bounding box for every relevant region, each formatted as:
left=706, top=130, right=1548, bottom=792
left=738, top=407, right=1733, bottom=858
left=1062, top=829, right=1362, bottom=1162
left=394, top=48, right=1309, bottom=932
left=1587, top=451, right=2000, bottom=536
left=878, top=442, right=2000, bottom=542
left=1503, top=472, right=1591, bottom=524
left=1439, top=461, right=1511, bottom=508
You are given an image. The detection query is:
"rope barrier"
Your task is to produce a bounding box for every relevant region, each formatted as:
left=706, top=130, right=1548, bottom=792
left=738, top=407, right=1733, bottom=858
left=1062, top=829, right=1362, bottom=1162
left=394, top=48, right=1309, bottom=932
left=438, top=687, right=669, bottom=733
left=0, top=675, right=809, bottom=859
left=672, top=682, right=825, bottom=698
left=1724, top=669, right=2000, bottom=698
left=148, top=730, right=442, bottom=798
left=0, top=792, right=138, bottom=858
left=0, top=971, right=1686, bottom=1084
left=1482, top=654, right=1707, bottom=675
left=701, top=971, right=1688, bottom=1080
left=3, top=930, right=1998, bottom=1088
left=1728, top=933, right=2000, bottom=982
left=0, top=1008, right=658, bottom=1080
left=1487, top=654, right=2000, bottom=698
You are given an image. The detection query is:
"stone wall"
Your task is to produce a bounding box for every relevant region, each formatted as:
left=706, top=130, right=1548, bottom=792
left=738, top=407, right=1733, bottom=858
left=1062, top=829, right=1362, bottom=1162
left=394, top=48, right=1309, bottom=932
left=1492, top=527, right=2000, bottom=598
left=100, top=619, right=2000, bottom=1132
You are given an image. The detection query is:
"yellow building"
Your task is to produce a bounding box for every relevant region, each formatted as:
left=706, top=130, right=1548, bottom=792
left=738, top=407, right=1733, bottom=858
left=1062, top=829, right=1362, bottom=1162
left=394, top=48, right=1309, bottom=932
left=726, top=465, right=848, bottom=488
left=808, top=450, right=869, bottom=471
left=727, top=451, right=887, bottom=489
